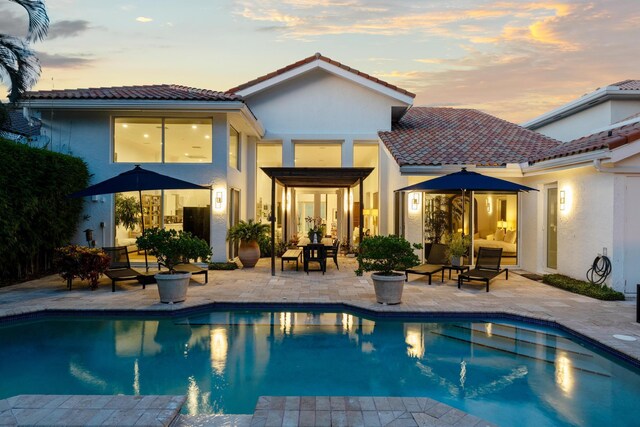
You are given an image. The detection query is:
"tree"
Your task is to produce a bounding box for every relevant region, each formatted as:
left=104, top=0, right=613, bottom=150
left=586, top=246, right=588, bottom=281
left=0, top=0, right=49, bottom=103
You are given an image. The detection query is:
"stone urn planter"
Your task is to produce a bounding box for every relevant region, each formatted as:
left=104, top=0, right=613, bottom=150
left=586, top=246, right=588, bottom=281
left=238, top=241, right=260, bottom=268
left=357, top=235, right=421, bottom=306
left=371, top=272, right=405, bottom=305
left=155, top=271, right=191, bottom=303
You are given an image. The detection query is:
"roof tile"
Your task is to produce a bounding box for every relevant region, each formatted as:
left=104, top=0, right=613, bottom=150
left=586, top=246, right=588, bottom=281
left=379, top=107, right=560, bottom=166
left=25, top=84, right=242, bottom=101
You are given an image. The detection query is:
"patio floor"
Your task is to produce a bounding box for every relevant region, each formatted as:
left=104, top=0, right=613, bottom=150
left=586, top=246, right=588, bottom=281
left=0, top=257, right=639, bottom=364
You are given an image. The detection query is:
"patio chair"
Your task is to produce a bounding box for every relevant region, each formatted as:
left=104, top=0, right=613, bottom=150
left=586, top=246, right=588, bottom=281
left=458, top=247, right=508, bottom=292
left=303, top=244, right=327, bottom=275
left=325, top=239, right=341, bottom=270
left=405, top=243, right=448, bottom=285
left=102, top=246, right=145, bottom=292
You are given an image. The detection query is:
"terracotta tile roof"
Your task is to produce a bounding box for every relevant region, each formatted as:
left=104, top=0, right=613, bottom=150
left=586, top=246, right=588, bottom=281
left=610, top=79, right=640, bottom=90
left=0, top=110, right=41, bottom=137
left=25, top=84, right=242, bottom=101
left=378, top=107, right=560, bottom=166
left=529, top=119, right=640, bottom=164
left=227, top=52, right=415, bottom=98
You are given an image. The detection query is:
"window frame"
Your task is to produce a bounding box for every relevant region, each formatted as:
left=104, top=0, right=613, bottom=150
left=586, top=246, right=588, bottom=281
left=229, top=125, right=240, bottom=171
left=113, top=116, right=214, bottom=164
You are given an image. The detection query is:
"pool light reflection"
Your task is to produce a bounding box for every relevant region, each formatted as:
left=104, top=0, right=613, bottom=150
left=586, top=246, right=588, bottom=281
left=555, top=353, right=574, bottom=395
left=210, top=328, right=228, bottom=373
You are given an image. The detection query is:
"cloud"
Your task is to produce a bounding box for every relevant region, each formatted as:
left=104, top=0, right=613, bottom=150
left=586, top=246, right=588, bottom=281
left=48, top=20, right=91, bottom=40
left=36, top=52, right=94, bottom=69
left=136, top=17, right=153, bottom=23
left=0, top=5, right=28, bottom=38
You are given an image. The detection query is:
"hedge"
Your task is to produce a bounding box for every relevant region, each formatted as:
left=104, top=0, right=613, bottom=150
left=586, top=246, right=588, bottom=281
left=542, top=274, right=625, bottom=301
left=0, top=138, right=89, bottom=284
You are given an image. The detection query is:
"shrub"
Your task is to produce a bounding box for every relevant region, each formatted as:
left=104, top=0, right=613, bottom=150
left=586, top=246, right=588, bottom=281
left=115, top=193, right=140, bottom=230
left=448, top=233, right=471, bottom=258
left=55, top=245, right=111, bottom=290
left=357, top=235, right=421, bottom=276
left=0, top=138, right=89, bottom=284
left=136, top=228, right=211, bottom=273
left=227, top=219, right=270, bottom=243
left=542, top=274, right=625, bottom=301
left=209, top=262, right=239, bottom=270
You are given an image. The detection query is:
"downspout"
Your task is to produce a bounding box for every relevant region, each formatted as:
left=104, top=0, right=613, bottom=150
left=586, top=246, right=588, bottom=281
left=593, top=159, right=640, bottom=174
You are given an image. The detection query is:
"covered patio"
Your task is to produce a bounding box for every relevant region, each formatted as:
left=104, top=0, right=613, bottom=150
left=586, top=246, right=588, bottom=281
left=260, top=167, right=373, bottom=276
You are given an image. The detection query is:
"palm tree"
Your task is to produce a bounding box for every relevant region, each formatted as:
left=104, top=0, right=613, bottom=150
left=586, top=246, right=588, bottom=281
left=0, top=0, right=49, bottom=103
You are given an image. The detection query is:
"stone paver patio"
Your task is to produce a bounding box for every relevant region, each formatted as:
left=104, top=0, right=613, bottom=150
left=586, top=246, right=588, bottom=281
left=0, top=257, right=638, bottom=364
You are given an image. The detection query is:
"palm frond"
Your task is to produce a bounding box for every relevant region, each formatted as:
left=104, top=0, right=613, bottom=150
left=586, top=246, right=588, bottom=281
left=9, top=0, right=49, bottom=42
left=0, top=34, right=41, bottom=103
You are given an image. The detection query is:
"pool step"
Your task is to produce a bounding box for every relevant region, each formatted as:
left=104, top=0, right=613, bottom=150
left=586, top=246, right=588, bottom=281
left=451, top=323, right=593, bottom=357
left=432, top=327, right=611, bottom=378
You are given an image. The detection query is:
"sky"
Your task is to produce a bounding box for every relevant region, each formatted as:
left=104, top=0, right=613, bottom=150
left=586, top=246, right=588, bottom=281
left=2, top=0, right=639, bottom=123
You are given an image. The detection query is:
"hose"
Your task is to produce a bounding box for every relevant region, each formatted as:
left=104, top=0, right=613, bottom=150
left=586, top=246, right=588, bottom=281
left=586, top=255, right=612, bottom=286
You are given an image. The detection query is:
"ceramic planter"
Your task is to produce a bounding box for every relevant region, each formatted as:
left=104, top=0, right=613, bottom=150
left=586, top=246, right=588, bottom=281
left=238, top=241, right=260, bottom=268
left=371, top=272, right=405, bottom=305
left=154, top=271, right=191, bottom=303
left=451, top=256, right=463, bottom=267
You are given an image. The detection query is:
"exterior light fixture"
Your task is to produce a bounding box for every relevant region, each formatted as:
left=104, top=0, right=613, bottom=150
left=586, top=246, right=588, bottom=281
left=215, top=191, right=223, bottom=210
left=560, top=190, right=566, bottom=211
left=486, top=197, right=492, bottom=214
left=409, top=192, right=421, bottom=213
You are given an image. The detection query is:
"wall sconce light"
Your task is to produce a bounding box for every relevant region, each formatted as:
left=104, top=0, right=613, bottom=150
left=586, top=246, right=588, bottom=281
left=485, top=197, right=492, bottom=214
left=214, top=191, right=223, bottom=210
left=409, top=192, right=421, bottom=213
left=559, top=190, right=566, bottom=211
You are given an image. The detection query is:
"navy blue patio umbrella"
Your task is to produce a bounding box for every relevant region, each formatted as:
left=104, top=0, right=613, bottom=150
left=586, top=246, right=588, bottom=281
left=69, top=165, right=211, bottom=269
left=396, top=168, right=537, bottom=236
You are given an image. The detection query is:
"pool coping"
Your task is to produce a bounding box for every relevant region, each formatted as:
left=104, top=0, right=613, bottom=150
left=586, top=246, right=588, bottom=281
left=1, top=300, right=639, bottom=370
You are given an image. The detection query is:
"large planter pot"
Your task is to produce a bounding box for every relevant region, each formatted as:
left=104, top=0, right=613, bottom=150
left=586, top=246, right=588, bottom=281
left=371, top=272, right=405, bottom=305
left=154, top=271, right=191, bottom=303
left=238, top=241, right=260, bottom=268
left=451, top=256, right=463, bottom=267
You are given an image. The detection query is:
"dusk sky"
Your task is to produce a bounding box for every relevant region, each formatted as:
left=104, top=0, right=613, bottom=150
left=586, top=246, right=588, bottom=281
left=2, top=0, right=639, bottom=123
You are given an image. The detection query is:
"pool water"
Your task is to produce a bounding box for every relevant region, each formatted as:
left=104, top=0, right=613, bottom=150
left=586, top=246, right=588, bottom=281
left=1, top=310, right=638, bottom=427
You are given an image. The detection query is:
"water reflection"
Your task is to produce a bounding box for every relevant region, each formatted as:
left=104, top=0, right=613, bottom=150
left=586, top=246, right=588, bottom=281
left=405, top=324, right=425, bottom=358
left=555, top=353, right=574, bottom=395
left=210, top=328, right=228, bottom=373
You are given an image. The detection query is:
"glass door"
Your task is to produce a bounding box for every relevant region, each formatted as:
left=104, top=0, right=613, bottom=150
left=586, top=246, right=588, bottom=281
left=546, top=186, right=558, bottom=270
left=228, top=189, right=240, bottom=259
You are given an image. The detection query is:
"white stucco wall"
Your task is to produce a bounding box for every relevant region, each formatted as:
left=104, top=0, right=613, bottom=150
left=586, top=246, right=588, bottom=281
left=244, top=68, right=406, bottom=136
left=533, top=102, right=612, bottom=142
left=37, top=110, right=237, bottom=262
left=521, top=166, right=615, bottom=287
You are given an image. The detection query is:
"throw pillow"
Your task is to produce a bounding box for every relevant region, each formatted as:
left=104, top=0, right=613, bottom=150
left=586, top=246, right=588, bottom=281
left=494, top=228, right=505, bottom=242
left=504, top=230, right=517, bottom=244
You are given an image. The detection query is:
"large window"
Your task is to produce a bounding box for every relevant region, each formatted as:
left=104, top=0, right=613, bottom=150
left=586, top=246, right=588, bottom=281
left=354, top=143, right=379, bottom=237
left=114, top=117, right=212, bottom=163
left=229, top=126, right=239, bottom=170
left=294, top=143, right=341, bottom=167
left=256, top=144, right=282, bottom=222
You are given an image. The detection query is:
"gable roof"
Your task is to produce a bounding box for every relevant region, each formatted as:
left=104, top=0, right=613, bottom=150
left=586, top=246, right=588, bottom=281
left=610, top=79, right=640, bottom=90
left=25, top=84, right=242, bottom=101
left=379, top=107, right=560, bottom=167
left=528, top=119, right=640, bottom=164
left=227, top=53, right=415, bottom=102
left=0, top=110, right=41, bottom=137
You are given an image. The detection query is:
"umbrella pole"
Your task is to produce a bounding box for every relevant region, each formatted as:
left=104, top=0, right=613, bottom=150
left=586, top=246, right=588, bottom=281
left=139, top=190, right=149, bottom=272
left=461, top=189, right=465, bottom=238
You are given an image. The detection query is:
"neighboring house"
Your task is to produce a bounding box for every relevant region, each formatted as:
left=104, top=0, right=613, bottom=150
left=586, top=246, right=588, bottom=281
left=19, top=54, right=639, bottom=295
left=0, top=109, right=42, bottom=143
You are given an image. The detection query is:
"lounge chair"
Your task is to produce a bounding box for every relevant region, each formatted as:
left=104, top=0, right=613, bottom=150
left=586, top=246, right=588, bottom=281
left=172, top=263, right=209, bottom=283
left=405, top=243, right=449, bottom=285
left=458, top=247, right=508, bottom=292
left=325, top=239, right=341, bottom=270
left=102, top=246, right=145, bottom=292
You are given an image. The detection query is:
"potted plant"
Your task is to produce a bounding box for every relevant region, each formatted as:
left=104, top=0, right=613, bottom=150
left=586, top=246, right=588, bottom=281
left=227, top=219, right=270, bottom=268
left=357, top=235, right=421, bottom=305
left=448, top=233, right=471, bottom=266
left=115, top=193, right=140, bottom=231
left=305, top=216, right=325, bottom=243
left=136, top=228, right=211, bottom=303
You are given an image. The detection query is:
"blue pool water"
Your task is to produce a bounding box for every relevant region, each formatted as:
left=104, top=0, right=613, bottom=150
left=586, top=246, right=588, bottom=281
left=1, top=310, right=638, bottom=426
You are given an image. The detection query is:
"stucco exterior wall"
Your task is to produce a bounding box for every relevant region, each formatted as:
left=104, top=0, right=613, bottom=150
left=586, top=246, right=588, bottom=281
left=521, top=166, right=615, bottom=287
left=37, top=110, right=233, bottom=262
left=533, top=102, right=612, bottom=142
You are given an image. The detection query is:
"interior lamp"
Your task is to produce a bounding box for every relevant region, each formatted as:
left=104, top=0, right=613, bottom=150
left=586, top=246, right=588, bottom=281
left=497, top=220, right=506, bottom=230
left=559, top=190, right=566, bottom=211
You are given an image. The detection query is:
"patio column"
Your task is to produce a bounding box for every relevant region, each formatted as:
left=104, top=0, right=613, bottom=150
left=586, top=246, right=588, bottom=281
left=284, top=185, right=288, bottom=243
left=271, top=176, right=276, bottom=276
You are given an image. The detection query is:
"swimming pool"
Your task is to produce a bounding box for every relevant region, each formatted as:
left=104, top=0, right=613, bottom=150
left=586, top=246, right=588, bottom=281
left=1, top=309, right=638, bottom=426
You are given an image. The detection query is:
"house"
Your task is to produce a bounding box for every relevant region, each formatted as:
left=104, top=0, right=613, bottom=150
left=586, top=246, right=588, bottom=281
left=19, top=54, right=639, bottom=295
